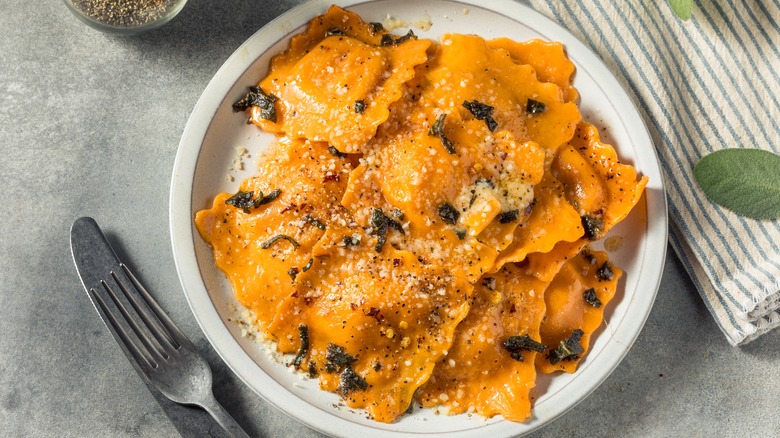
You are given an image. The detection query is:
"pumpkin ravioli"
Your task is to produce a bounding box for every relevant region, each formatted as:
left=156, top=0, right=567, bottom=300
left=250, top=5, right=431, bottom=154
left=194, top=137, right=353, bottom=329
left=537, top=249, right=622, bottom=373
left=418, top=263, right=548, bottom=421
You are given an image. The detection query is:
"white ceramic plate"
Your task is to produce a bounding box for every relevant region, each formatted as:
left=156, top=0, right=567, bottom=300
left=170, top=1, right=668, bottom=436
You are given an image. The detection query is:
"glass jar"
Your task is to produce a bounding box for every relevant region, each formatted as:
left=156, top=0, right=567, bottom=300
left=63, top=0, right=188, bottom=35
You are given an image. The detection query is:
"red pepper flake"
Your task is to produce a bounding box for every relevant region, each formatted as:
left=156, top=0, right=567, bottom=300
left=323, top=173, right=341, bottom=183
left=365, top=307, right=384, bottom=322
left=281, top=203, right=298, bottom=214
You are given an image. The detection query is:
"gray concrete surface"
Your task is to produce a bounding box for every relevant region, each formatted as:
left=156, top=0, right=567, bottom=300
left=1, top=1, right=779, bottom=437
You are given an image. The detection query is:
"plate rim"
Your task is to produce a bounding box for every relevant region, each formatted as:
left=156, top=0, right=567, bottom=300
left=169, top=0, right=669, bottom=436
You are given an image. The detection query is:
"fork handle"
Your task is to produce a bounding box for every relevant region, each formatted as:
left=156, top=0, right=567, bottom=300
left=199, top=394, right=251, bottom=438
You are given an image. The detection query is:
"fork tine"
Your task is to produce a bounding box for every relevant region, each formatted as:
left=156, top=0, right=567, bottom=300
left=112, top=268, right=179, bottom=353
left=102, top=274, right=169, bottom=364
left=121, top=263, right=193, bottom=350
left=89, top=285, right=157, bottom=370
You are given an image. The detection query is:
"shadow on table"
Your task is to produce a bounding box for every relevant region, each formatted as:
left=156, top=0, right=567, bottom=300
left=739, top=326, right=780, bottom=357
left=110, top=0, right=302, bottom=66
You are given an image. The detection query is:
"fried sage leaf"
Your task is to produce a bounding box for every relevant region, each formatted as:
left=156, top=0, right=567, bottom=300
left=233, top=85, right=278, bottom=122
left=503, top=334, right=546, bottom=362
left=462, top=100, right=498, bottom=131
left=548, top=329, right=584, bottom=364
left=428, top=113, right=455, bottom=154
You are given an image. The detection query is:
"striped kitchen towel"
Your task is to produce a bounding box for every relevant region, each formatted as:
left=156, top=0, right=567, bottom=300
left=524, top=0, right=780, bottom=345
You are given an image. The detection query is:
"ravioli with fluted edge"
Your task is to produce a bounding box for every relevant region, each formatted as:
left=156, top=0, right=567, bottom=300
left=195, top=5, right=647, bottom=424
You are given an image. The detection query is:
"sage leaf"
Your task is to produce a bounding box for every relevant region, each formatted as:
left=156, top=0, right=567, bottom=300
left=668, top=0, right=693, bottom=20
left=693, top=149, right=780, bottom=220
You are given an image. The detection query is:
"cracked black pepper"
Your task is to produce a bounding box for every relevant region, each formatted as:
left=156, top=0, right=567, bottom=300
left=70, top=0, right=177, bottom=27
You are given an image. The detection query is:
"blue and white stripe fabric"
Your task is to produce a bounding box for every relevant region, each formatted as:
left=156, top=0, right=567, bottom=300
left=525, top=0, right=780, bottom=345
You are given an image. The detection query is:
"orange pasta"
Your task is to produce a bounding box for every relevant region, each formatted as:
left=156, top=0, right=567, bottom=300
left=418, top=263, right=547, bottom=421
left=195, top=137, right=353, bottom=329
left=537, top=249, right=622, bottom=374
left=251, top=5, right=431, bottom=154
left=195, top=5, right=646, bottom=424
left=268, top=236, right=473, bottom=422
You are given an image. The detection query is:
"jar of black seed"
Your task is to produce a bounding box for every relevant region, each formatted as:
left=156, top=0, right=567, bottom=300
left=63, top=0, right=187, bottom=35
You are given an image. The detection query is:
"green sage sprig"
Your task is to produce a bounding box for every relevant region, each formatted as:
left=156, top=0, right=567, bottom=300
left=693, top=149, right=780, bottom=220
